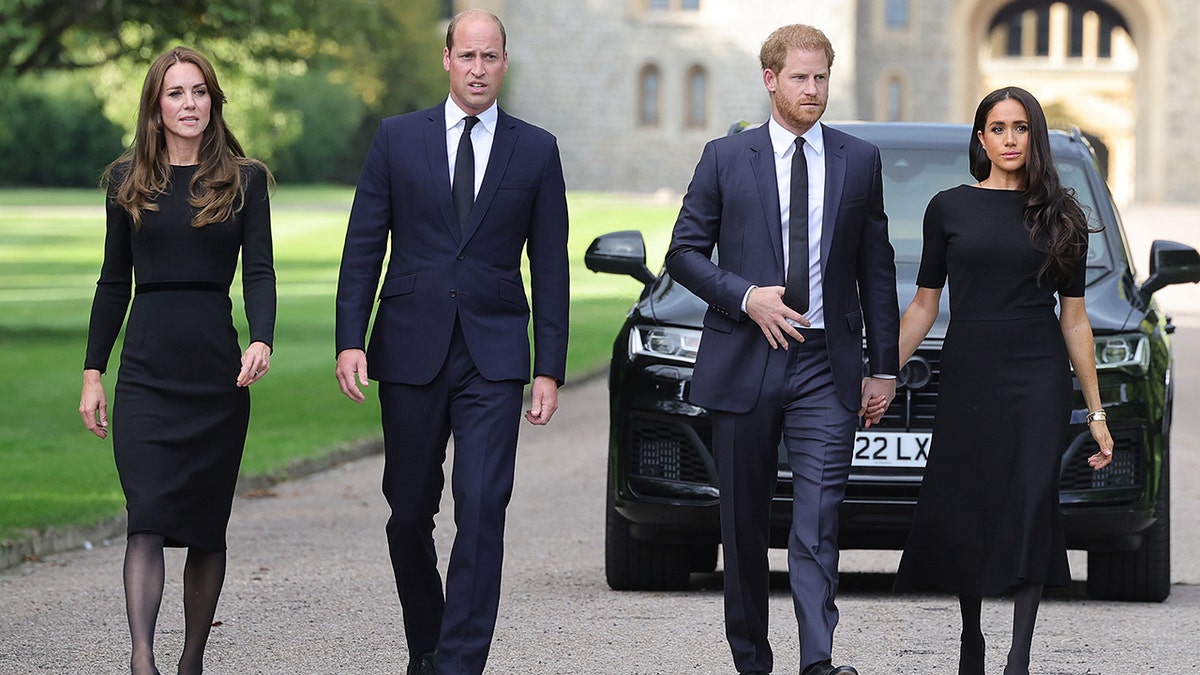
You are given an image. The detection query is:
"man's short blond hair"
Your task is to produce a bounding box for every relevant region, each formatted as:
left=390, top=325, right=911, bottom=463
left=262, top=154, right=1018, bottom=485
left=759, top=24, right=835, bottom=73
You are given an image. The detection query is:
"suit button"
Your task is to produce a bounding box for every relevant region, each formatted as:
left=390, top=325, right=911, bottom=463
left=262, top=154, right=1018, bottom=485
left=457, top=255, right=465, bottom=261
left=449, top=290, right=457, bottom=298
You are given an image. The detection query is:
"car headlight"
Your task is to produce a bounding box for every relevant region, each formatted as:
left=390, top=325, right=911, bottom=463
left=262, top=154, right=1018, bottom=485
left=629, top=325, right=702, bottom=364
left=1094, top=334, right=1149, bottom=370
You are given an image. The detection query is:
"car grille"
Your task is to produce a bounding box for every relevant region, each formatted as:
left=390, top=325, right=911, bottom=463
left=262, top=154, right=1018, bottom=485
left=843, top=480, right=922, bottom=502
left=868, top=346, right=941, bottom=431
left=627, top=413, right=713, bottom=484
left=623, top=401, right=1145, bottom=503
left=1059, top=425, right=1144, bottom=493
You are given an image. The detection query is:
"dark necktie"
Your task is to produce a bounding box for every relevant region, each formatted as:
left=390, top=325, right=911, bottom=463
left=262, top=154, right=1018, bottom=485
left=782, top=137, right=809, bottom=313
left=452, top=115, right=480, bottom=230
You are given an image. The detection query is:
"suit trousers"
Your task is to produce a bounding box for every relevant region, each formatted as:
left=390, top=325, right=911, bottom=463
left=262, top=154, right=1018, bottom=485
left=712, top=332, right=857, bottom=674
left=378, top=320, right=524, bottom=675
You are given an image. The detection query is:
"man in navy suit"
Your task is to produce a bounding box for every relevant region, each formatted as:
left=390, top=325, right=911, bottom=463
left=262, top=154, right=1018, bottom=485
left=666, top=24, right=899, bottom=675
left=334, top=10, right=568, bottom=675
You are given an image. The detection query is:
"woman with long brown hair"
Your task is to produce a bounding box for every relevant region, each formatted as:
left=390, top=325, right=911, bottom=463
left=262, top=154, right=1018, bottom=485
left=892, top=86, right=1113, bottom=674
left=79, top=46, right=275, bottom=675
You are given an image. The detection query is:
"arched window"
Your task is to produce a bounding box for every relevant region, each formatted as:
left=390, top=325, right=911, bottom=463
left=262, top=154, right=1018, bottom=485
left=638, top=64, right=662, bottom=127
left=685, top=65, right=708, bottom=129
left=990, top=1, right=1129, bottom=61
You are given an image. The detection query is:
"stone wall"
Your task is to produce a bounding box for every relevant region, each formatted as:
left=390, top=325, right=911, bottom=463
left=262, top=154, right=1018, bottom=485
left=488, top=0, right=1200, bottom=203
left=499, top=0, right=858, bottom=193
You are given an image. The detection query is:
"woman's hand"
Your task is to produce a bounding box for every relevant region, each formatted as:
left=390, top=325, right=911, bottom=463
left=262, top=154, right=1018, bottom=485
left=237, top=340, right=272, bottom=387
left=859, top=378, right=893, bottom=428
left=79, top=370, right=108, bottom=439
left=1087, top=419, right=1114, bottom=470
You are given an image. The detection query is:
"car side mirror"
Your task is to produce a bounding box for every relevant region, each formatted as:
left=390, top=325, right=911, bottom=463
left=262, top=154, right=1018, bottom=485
left=1138, top=240, right=1200, bottom=302
left=585, top=230, right=657, bottom=286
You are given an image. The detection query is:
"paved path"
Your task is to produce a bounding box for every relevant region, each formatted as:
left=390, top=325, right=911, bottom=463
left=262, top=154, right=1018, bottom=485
left=2, top=204, right=1198, bottom=674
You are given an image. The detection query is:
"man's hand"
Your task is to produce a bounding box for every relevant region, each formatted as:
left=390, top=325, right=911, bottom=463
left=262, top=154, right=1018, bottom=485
left=335, top=349, right=370, bottom=404
left=859, top=377, right=896, bottom=428
left=744, top=286, right=809, bottom=350
left=525, top=375, right=559, bottom=426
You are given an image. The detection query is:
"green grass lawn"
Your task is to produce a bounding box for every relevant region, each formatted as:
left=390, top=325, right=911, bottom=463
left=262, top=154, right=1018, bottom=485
left=0, top=186, right=679, bottom=543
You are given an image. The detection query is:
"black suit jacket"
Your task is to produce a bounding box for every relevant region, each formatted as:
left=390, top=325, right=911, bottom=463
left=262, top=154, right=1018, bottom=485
left=336, top=103, right=569, bottom=385
left=665, top=123, right=899, bottom=413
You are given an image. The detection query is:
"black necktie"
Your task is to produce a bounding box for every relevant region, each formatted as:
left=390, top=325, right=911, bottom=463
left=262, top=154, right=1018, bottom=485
left=783, top=137, right=809, bottom=313
left=452, top=115, right=480, bottom=230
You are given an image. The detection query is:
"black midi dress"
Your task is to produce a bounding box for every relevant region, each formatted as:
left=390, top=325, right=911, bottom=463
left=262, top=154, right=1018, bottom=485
left=893, top=185, right=1085, bottom=597
left=84, top=164, right=275, bottom=551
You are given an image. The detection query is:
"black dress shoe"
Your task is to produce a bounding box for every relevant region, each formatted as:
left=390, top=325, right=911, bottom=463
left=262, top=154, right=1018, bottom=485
left=801, top=660, right=859, bottom=675
left=406, top=651, right=437, bottom=675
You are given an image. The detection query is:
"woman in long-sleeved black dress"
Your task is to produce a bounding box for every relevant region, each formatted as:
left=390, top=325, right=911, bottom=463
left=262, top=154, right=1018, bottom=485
left=78, top=46, right=275, bottom=675
left=890, top=87, right=1113, bottom=675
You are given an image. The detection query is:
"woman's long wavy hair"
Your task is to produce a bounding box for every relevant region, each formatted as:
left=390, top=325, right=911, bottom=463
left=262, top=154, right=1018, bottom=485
left=103, top=46, right=269, bottom=229
left=968, top=86, right=1095, bottom=287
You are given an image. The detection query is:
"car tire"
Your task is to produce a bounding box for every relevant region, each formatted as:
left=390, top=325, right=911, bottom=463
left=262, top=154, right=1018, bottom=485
left=689, top=543, right=719, bottom=574
left=1086, top=451, right=1171, bottom=602
left=605, top=486, right=691, bottom=591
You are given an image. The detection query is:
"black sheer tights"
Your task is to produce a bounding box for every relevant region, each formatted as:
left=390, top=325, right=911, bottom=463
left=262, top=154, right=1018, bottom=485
left=1004, top=583, right=1043, bottom=675
left=957, top=583, right=1043, bottom=675
left=957, top=595, right=985, bottom=675
left=122, top=533, right=227, bottom=675
left=178, top=547, right=226, bottom=675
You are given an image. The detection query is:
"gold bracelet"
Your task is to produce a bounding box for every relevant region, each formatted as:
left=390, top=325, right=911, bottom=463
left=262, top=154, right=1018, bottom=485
left=1086, top=410, right=1107, bottom=424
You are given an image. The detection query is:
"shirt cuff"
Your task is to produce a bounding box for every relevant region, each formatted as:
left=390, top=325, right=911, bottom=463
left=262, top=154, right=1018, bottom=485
left=870, top=374, right=896, bottom=379
left=740, top=285, right=757, bottom=313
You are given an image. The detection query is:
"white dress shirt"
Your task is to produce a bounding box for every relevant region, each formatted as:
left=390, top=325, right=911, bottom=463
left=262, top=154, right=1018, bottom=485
left=445, top=97, right=498, bottom=199
left=770, top=117, right=826, bottom=330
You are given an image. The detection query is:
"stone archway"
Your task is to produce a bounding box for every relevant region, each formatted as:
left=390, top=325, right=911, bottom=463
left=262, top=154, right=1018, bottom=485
left=949, top=0, right=1169, bottom=203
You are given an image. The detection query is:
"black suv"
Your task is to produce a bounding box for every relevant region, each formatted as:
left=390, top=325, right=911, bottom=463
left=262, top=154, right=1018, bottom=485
left=586, top=122, right=1200, bottom=602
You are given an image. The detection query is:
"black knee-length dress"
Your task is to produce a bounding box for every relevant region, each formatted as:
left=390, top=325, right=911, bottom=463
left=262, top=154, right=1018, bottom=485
left=893, top=185, right=1085, bottom=597
left=84, top=164, right=275, bottom=551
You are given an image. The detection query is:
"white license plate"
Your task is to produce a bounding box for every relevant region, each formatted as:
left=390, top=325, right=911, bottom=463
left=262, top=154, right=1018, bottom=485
left=852, top=432, right=931, bottom=468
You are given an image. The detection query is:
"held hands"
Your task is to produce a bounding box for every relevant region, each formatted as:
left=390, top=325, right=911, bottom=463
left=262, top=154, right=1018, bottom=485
left=859, top=377, right=896, bottom=429
left=1087, top=420, right=1114, bottom=470
left=335, top=348, right=370, bottom=404
left=237, top=341, right=272, bottom=388
left=525, top=375, right=559, bottom=426
left=79, top=370, right=108, bottom=439
left=745, top=286, right=809, bottom=349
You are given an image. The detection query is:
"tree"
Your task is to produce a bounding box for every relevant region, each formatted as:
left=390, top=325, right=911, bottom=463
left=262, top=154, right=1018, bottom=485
left=0, top=0, right=315, bottom=77
left=0, top=0, right=447, bottom=184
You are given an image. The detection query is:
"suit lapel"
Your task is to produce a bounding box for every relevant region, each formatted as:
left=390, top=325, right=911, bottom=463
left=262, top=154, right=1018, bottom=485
left=424, top=103, right=461, bottom=242
left=748, top=126, right=785, bottom=277
left=822, top=127, right=847, bottom=276
left=460, top=109, right=517, bottom=247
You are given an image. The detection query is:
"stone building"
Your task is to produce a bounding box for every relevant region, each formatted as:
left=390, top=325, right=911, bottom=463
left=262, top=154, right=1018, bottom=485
left=451, top=0, right=1200, bottom=204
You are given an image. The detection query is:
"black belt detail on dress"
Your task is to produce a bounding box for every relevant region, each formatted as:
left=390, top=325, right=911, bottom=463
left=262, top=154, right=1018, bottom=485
left=135, top=281, right=227, bottom=295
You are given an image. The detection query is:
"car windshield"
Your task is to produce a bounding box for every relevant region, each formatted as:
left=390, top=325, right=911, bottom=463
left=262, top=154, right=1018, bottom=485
left=878, top=146, right=1112, bottom=281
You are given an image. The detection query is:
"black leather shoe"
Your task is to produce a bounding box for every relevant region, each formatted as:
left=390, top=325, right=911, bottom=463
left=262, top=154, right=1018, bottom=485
left=801, top=661, right=858, bottom=675
left=406, top=652, right=437, bottom=675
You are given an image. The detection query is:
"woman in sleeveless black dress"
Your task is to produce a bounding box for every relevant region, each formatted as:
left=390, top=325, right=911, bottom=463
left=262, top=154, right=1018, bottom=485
left=890, top=88, right=1113, bottom=674
left=79, top=47, right=275, bottom=675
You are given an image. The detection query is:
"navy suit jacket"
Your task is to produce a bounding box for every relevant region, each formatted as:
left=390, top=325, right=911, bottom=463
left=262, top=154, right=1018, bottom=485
left=335, top=103, right=569, bottom=386
left=665, top=123, right=899, bottom=414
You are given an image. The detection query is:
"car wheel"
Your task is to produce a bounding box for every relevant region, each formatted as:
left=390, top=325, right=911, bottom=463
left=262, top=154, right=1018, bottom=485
left=605, top=485, right=691, bottom=591
left=1086, top=450, right=1171, bottom=602
left=689, top=543, right=719, bottom=573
